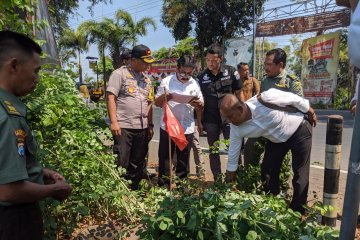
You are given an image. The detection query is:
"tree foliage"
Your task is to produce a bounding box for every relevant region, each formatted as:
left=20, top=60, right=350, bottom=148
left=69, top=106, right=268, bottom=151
left=58, top=28, right=89, bottom=82
left=78, top=9, right=156, bottom=69
left=153, top=37, right=196, bottom=60
left=161, top=0, right=265, bottom=65
left=0, top=0, right=47, bottom=35
left=47, top=0, right=112, bottom=38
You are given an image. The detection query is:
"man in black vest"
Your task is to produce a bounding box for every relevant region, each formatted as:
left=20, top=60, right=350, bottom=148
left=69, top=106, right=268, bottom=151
left=197, top=43, right=243, bottom=181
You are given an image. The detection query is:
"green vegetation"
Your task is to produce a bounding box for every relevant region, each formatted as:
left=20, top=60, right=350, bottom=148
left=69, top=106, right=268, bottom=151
left=137, top=187, right=339, bottom=240
left=24, top=67, right=143, bottom=238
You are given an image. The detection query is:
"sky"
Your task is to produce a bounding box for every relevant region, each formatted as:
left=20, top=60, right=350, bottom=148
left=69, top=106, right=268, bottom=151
left=67, top=0, right=344, bottom=79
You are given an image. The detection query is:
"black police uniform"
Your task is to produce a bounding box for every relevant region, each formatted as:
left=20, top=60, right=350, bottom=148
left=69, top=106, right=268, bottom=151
left=198, top=65, right=242, bottom=178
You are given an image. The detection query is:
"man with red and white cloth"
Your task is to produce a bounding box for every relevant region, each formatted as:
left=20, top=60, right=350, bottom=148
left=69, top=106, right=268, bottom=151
left=155, top=55, right=204, bottom=187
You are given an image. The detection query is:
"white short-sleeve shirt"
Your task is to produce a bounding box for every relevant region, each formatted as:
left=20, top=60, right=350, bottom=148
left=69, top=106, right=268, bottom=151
left=156, top=74, right=204, bottom=134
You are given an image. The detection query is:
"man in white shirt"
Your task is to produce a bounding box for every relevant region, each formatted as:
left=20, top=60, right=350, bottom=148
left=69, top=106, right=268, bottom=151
left=220, top=89, right=317, bottom=214
left=155, top=55, right=204, bottom=186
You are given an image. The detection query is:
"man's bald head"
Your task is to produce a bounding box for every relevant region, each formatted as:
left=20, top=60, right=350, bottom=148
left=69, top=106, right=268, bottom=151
left=220, top=94, right=250, bottom=126
left=220, top=94, right=240, bottom=116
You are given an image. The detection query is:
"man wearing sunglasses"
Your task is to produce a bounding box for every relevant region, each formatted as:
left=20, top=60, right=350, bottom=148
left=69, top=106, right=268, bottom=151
left=155, top=55, right=204, bottom=187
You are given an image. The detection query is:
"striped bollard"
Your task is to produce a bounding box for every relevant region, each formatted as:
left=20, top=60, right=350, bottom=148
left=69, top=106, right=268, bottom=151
left=322, top=115, right=343, bottom=227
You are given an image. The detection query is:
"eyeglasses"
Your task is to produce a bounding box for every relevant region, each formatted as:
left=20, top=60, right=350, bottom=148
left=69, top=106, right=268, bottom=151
left=179, top=72, right=192, bottom=78
left=178, top=72, right=192, bottom=81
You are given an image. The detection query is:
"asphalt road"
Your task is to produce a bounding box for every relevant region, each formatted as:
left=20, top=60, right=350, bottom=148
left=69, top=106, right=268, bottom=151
left=148, top=107, right=355, bottom=173
left=104, top=107, right=355, bottom=176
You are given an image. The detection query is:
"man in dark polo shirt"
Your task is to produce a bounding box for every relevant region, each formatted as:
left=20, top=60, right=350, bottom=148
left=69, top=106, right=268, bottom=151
left=197, top=43, right=244, bottom=180
left=0, top=31, right=72, bottom=240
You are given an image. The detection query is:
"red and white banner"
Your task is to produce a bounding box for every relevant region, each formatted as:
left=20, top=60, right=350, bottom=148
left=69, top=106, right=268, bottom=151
left=301, top=32, right=340, bottom=104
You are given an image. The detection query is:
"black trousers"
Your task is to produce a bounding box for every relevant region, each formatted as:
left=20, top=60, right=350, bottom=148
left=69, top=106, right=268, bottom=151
left=203, top=122, right=230, bottom=179
left=113, top=128, right=149, bottom=190
left=158, top=128, right=193, bottom=186
left=261, top=120, right=312, bottom=214
left=0, top=203, right=43, bottom=240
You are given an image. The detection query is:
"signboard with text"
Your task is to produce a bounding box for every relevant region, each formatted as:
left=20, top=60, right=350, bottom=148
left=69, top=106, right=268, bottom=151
left=146, top=58, right=177, bottom=81
left=256, top=9, right=350, bottom=37
left=301, top=32, right=340, bottom=104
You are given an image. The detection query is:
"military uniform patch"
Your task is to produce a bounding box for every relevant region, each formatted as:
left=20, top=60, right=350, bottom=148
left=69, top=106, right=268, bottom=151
left=2, top=100, right=21, bottom=116
left=14, top=129, right=27, bottom=159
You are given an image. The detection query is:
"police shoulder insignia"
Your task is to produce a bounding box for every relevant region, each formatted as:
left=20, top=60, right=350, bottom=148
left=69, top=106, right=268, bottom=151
left=1, top=100, right=21, bottom=116
left=14, top=129, right=27, bottom=159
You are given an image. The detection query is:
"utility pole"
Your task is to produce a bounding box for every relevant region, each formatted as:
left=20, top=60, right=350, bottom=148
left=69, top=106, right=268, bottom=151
left=338, top=1, right=359, bottom=237
left=252, top=0, right=256, bottom=77
left=102, top=45, right=107, bottom=96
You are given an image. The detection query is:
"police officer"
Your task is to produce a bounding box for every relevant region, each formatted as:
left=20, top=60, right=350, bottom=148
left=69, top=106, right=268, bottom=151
left=106, top=44, right=155, bottom=190
left=0, top=31, right=72, bottom=240
left=197, top=43, right=244, bottom=181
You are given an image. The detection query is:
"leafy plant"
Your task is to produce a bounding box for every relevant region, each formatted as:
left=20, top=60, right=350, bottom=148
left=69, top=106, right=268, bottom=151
left=24, top=66, right=145, bottom=238
left=137, top=188, right=339, bottom=240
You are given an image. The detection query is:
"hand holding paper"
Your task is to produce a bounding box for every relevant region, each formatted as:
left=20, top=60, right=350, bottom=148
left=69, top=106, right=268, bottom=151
left=170, top=92, right=198, bottom=103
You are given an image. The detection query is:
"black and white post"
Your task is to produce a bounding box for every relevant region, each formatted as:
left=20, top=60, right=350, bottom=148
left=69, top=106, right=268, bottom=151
left=322, top=115, right=343, bottom=226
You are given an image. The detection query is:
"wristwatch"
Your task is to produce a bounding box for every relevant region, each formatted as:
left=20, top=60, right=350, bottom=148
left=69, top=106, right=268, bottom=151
left=148, top=123, right=154, bottom=128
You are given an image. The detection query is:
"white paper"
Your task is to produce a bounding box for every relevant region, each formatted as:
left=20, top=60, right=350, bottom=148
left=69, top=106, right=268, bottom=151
left=170, top=92, right=198, bottom=103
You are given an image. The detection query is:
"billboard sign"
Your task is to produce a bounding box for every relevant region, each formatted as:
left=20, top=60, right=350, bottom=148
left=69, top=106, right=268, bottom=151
left=301, top=32, right=340, bottom=104
left=256, top=9, right=350, bottom=37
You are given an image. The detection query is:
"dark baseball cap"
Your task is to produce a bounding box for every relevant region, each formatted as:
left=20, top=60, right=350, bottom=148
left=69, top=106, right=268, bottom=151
left=131, top=44, right=155, bottom=63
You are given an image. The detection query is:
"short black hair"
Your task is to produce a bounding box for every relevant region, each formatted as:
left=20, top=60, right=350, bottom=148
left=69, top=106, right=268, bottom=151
left=266, top=48, right=287, bottom=67
left=0, top=30, right=42, bottom=67
left=206, top=43, right=223, bottom=57
left=237, top=62, right=249, bottom=69
left=177, top=55, right=195, bottom=68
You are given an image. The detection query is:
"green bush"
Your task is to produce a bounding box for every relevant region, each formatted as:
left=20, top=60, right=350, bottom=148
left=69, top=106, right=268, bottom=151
left=24, top=67, right=144, bottom=238
left=137, top=189, right=339, bottom=240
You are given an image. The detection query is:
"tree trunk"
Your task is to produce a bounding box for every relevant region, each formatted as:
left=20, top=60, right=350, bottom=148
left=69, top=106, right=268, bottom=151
left=199, top=44, right=205, bottom=70
left=78, top=49, right=83, bottom=83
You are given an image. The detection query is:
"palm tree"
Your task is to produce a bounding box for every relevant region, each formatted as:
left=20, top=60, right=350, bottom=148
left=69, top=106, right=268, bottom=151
left=115, top=10, right=157, bottom=47
left=58, top=28, right=89, bottom=83
left=78, top=9, right=156, bottom=70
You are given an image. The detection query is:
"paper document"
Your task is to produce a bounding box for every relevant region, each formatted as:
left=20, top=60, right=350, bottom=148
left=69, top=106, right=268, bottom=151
left=170, top=92, right=198, bottom=104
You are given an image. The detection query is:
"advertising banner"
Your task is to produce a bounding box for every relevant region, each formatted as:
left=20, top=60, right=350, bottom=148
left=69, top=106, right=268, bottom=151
left=224, top=36, right=253, bottom=69
left=146, top=58, right=177, bottom=81
left=148, top=58, right=177, bottom=74
left=301, top=32, right=340, bottom=104
left=256, top=9, right=350, bottom=37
